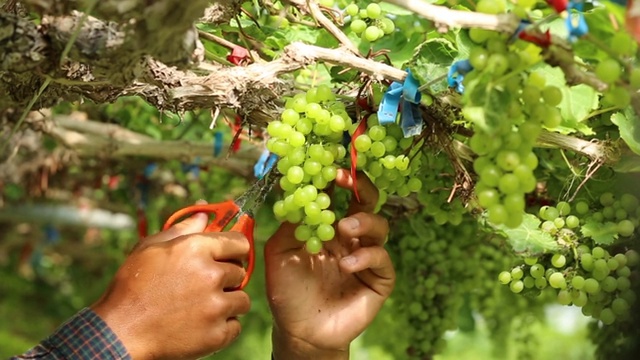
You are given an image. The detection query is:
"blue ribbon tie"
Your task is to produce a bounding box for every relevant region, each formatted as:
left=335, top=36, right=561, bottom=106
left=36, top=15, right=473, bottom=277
left=566, top=1, right=589, bottom=42
left=447, top=59, right=473, bottom=94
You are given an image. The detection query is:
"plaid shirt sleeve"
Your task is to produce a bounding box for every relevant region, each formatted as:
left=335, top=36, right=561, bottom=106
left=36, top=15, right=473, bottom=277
left=11, top=307, right=131, bottom=360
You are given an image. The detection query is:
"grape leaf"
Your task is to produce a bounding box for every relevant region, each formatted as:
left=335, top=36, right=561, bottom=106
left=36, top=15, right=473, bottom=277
left=409, top=38, right=458, bottom=93
left=580, top=221, right=618, bottom=245
left=534, top=65, right=597, bottom=135
left=611, top=110, right=640, bottom=156
left=379, top=2, right=413, bottom=15
left=494, top=214, right=559, bottom=255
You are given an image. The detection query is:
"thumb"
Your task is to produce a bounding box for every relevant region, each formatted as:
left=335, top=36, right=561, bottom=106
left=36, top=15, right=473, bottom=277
left=141, top=200, right=209, bottom=246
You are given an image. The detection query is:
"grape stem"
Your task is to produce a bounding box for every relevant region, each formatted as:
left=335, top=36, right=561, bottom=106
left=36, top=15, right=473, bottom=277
left=286, top=0, right=359, bottom=55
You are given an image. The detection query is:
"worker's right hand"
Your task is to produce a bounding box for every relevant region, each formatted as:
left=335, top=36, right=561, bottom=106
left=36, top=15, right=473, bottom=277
left=91, top=207, right=250, bottom=360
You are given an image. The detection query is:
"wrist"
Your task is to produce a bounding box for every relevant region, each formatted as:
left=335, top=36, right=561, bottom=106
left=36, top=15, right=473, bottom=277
left=271, top=327, right=349, bottom=360
left=91, top=301, right=151, bottom=360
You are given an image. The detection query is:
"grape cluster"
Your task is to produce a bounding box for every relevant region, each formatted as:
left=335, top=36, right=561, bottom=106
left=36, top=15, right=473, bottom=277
left=466, top=31, right=565, bottom=228
left=498, top=194, right=640, bottom=325
left=417, top=152, right=467, bottom=225
left=351, top=115, right=423, bottom=201
left=344, top=2, right=395, bottom=42
left=267, top=86, right=349, bottom=254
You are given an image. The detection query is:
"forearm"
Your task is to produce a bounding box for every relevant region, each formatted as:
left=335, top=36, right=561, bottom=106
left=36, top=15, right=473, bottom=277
left=11, top=308, right=131, bottom=360
left=271, top=327, right=349, bottom=360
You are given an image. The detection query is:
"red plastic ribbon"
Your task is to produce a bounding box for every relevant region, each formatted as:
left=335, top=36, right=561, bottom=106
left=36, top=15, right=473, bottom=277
left=349, top=118, right=368, bottom=203
left=546, top=0, right=568, bottom=12
left=519, top=29, right=552, bottom=47
left=137, top=207, right=148, bottom=239
left=231, top=115, right=243, bottom=153
left=227, top=47, right=250, bottom=66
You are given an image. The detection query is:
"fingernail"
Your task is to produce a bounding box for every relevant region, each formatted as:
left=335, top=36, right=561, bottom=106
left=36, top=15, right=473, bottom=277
left=341, top=217, right=359, bottom=230
left=341, top=256, right=357, bottom=266
left=195, top=199, right=207, bottom=205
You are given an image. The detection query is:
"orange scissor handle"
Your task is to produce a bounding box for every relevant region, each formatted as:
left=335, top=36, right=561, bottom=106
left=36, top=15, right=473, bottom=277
left=162, top=200, right=255, bottom=291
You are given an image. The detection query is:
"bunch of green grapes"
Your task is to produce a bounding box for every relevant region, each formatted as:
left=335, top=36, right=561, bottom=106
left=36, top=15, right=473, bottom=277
left=497, top=193, right=640, bottom=325
left=417, top=151, right=467, bottom=226
left=388, top=215, right=516, bottom=358
left=350, top=114, right=423, bottom=201
left=267, top=86, right=349, bottom=254
left=466, top=31, right=564, bottom=228
left=343, top=2, right=395, bottom=42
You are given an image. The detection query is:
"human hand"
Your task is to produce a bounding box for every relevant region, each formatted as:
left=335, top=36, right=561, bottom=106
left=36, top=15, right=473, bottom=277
left=91, top=205, right=251, bottom=360
left=265, top=170, right=395, bottom=360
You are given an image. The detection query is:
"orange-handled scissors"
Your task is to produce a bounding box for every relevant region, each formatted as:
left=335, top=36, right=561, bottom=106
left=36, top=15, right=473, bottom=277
left=162, top=171, right=277, bottom=291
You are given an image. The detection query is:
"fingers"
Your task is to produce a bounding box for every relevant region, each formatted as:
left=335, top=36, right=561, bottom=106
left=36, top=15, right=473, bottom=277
left=335, top=169, right=379, bottom=216
left=339, top=246, right=395, bottom=296
left=221, top=290, right=251, bottom=318
left=198, top=231, right=251, bottom=262
left=213, top=262, right=247, bottom=290
left=140, top=200, right=209, bottom=247
left=337, top=212, right=389, bottom=247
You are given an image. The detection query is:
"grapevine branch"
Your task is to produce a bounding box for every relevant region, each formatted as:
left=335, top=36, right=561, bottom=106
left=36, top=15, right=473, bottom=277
left=27, top=113, right=260, bottom=178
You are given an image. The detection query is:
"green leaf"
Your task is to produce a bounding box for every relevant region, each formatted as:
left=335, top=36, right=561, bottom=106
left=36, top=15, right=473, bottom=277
left=379, top=2, right=414, bottom=15
left=409, top=38, right=458, bottom=93
left=533, top=65, right=597, bottom=135
left=611, top=109, right=640, bottom=155
left=494, top=214, right=559, bottom=255
left=580, top=221, right=618, bottom=245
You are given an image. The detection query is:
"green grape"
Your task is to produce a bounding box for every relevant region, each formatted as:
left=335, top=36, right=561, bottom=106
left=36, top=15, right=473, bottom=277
left=476, top=0, right=506, bottom=14
left=510, top=280, right=524, bottom=293
left=379, top=18, right=395, bottom=34
left=572, top=275, right=585, bottom=289
left=626, top=249, right=639, bottom=267
left=497, top=174, right=520, bottom=194
left=306, top=237, right=323, bottom=254
left=551, top=254, right=566, bottom=268
left=289, top=131, right=306, bottom=147
left=303, top=160, right=322, bottom=176
left=557, top=290, right=572, bottom=305
left=595, top=58, right=622, bottom=84
left=599, top=308, right=616, bottom=325
left=317, top=224, right=335, bottom=241
left=542, top=86, right=563, bottom=106
left=592, top=247, right=606, bottom=259
left=354, top=135, right=372, bottom=152
left=530, top=264, right=545, bottom=279
left=618, top=219, right=635, bottom=237
left=316, top=193, right=331, bottom=209
left=364, top=26, right=381, bottom=42
left=548, top=272, right=566, bottom=289
left=320, top=209, right=335, bottom=224
left=366, top=3, right=382, bottom=19
left=511, top=267, right=524, bottom=280
left=566, top=215, right=580, bottom=228
left=350, top=19, right=366, bottom=34
left=287, top=166, right=304, bottom=184
left=469, top=47, right=489, bottom=70
left=498, top=271, right=512, bottom=284
left=295, top=225, right=313, bottom=241
left=345, top=3, right=359, bottom=17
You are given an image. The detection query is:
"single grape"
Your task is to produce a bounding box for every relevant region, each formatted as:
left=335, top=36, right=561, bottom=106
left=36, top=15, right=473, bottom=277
left=366, top=3, right=382, bottom=19
left=306, top=237, right=323, bottom=254
left=551, top=254, right=566, bottom=268
left=595, top=58, right=622, bottom=84
left=364, top=26, right=381, bottom=42
left=549, top=272, right=566, bottom=289
left=345, top=3, right=359, bottom=17
left=350, top=19, right=366, bottom=34
left=498, top=271, right=512, bottom=284
left=317, top=224, right=336, bottom=241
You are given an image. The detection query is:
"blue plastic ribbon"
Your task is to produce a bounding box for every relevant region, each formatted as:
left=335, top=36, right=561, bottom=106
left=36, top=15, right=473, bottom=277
left=400, top=99, right=424, bottom=137
left=143, top=163, right=157, bottom=178
left=377, top=69, right=423, bottom=128
left=213, top=132, right=223, bottom=157
left=566, top=1, right=589, bottom=42
left=43, top=224, right=60, bottom=245
left=509, top=20, right=532, bottom=43
left=181, top=157, right=201, bottom=177
left=447, top=59, right=473, bottom=94
left=254, top=149, right=278, bottom=179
